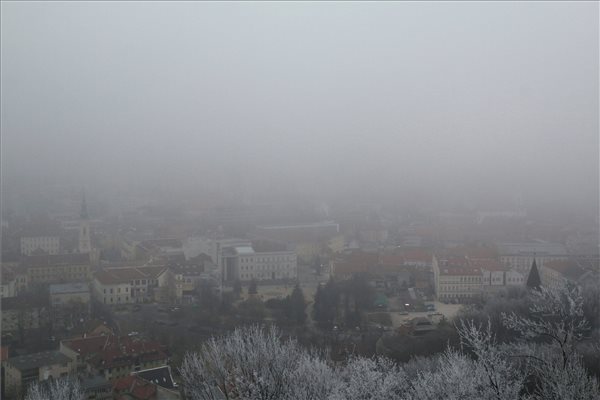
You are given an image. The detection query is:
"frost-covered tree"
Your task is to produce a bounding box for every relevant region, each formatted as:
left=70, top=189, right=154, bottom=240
left=330, top=356, right=408, bottom=400
left=501, top=283, right=599, bottom=399
left=25, top=377, right=84, bottom=400
left=180, top=325, right=332, bottom=400
left=502, top=283, right=590, bottom=368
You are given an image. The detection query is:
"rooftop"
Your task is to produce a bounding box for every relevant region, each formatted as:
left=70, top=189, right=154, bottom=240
left=134, top=365, right=176, bottom=389
left=49, top=282, right=90, bottom=295
left=6, top=351, right=71, bottom=371
left=497, top=242, right=568, bottom=256
left=22, top=253, right=90, bottom=267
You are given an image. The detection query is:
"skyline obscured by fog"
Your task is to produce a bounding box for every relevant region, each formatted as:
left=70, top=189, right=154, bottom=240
left=2, top=2, right=598, bottom=215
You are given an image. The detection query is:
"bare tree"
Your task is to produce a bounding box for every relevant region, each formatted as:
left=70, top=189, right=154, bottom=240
left=25, top=377, right=84, bottom=400
left=502, top=283, right=590, bottom=369
left=330, top=356, right=408, bottom=400
left=180, top=325, right=331, bottom=400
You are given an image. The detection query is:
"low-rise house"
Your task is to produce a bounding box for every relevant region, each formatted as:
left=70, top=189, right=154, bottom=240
left=60, top=335, right=169, bottom=381
left=3, top=351, right=74, bottom=398
left=92, top=266, right=167, bottom=305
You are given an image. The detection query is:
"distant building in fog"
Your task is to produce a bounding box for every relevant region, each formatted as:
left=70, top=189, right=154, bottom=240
left=497, top=241, right=568, bottom=274
left=20, top=234, right=60, bottom=256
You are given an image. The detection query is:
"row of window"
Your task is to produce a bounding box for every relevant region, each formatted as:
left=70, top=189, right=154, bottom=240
left=240, top=256, right=294, bottom=263
left=240, top=264, right=292, bottom=271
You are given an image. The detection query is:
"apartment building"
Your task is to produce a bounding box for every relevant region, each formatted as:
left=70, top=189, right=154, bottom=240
left=23, top=253, right=91, bottom=285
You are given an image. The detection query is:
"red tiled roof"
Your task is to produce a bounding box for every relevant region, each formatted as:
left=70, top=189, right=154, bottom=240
left=401, top=248, right=432, bottom=263
left=113, top=375, right=157, bottom=400
left=62, top=335, right=167, bottom=370
left=94, top=266, right=167, bottom=285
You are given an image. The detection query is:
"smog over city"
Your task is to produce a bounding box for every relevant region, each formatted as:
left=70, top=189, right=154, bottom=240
left=0, top=2, right=599, bottom=400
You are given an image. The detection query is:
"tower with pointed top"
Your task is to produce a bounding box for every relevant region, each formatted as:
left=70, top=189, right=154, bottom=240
left=526, top=258, right=541, bottom=290
left=79, top=193, right=92, bottom=254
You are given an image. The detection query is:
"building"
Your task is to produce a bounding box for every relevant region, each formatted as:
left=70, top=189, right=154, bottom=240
left=49, top=283, right=91, bottom=329
left=23, top=253, right=91, bottom=285
left=497, top=242, right=568, bottom=274
left=474, top=259, right=525, bottom=293
left=60, top=335, right=168, bottom=382
left=540, top=259, right=587, bottom=289
left=254, top=221, right=340, bottom=260
left=1, top=295, right=49, bottom=337
left=3, top=351, right=74, bottom=398
left=162, top=254, right=220, bottom=304
left=50, top=282, right=91, bottom=308
left=432, top=255, right=483, bottom=302
left=92, top=266, right=167, bottom=305
left=20, top=235, right=60, bottom=256
left=0, top=264, right=28, bottom=298
left=135, top=239, right=184, bottom=262
left=210, top=239, right=297, bottom=283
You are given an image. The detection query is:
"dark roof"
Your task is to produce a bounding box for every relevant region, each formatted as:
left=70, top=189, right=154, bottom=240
left=134, top=366, right=176, bottom=389
left=6, top=351, right=71, bottom=371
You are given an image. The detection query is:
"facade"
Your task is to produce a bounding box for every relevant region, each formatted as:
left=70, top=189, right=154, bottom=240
left=0, top=265, right=27, bottom=298
left=539, top=259, right=587, bottom=289
left=222, top=243, right=297, bottom=282
left=497, top=242, right=568, bottom=274
left=92, top=266, right=167, bottom=305
left=79, top=195, right=92, bottom=254
left=60, top=335, right=168, bottom=382
left=49, top=283, right=91, bottom=328
left=23, top=253, right=91, bottom=285
left=0, top=296, right=49, bottom=336
left=191, top=237, right=297, bottom=283
left=20, top=236, right=60, bottom=256
left=3, top=351, right=73, bottom=398
left=432, top=256, right=483, bottom=302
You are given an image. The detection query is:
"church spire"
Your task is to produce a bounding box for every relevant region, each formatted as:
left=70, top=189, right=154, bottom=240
left=81, top=190, right=89, bottom=219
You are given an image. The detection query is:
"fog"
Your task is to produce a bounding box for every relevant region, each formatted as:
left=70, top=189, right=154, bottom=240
left=1, top=2, right=598, bottom=214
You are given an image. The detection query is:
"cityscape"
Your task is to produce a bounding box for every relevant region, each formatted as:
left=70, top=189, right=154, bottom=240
left=1, top=2, right=598, bottom=400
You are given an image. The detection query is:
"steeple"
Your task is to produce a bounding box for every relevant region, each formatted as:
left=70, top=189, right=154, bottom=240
left=79, top=190, right=91, bottom=254
left=526, top=258, right=541, bottom=290
left=80, top=191, right=89, bottom=219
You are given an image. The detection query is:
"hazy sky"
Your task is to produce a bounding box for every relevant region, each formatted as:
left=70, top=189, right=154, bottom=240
left=2, top=2, right=598, bottom=210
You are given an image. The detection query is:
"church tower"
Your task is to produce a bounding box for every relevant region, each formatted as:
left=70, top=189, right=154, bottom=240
left=79, top=192, right=92, bottom=254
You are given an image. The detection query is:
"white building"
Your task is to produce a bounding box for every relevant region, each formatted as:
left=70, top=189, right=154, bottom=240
left=225, top=245, right=297, bottom=282
left=186, top=237, right=297, bottom=283
left=20, top=235, right=60, bottom=256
